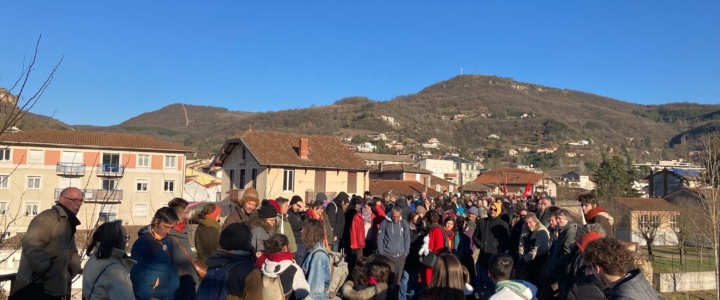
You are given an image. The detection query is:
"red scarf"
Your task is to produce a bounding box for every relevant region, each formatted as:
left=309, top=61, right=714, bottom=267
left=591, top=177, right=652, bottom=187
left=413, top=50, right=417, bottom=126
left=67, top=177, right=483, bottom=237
left=444, top=230, right=455, bottom=250
left=255, top=251, right=295, bottom=269
left=584, top=206, right=607, bottom=222
left=174, top=220, right=187, bottom=232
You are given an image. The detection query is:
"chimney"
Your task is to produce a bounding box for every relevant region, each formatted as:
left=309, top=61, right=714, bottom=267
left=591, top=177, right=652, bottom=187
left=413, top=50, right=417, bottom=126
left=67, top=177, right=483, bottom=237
left=299, top=138, right=309, bottom=159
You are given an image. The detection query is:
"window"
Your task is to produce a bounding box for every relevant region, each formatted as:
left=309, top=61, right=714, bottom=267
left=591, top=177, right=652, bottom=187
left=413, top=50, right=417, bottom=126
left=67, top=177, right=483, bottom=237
left=0, top=202, right=6, bottom=215
left=251, top=169, right=258, bottom=189
left=25, top=202, right=39, bottom=216
left=99, top=204, right=118, bottom=222
left=0, top=175, right=8, bottom=189
left=137, top=154, right=150, bottom=167
left=283, top=169, right=294, bottom=192
left=449, top=185, right=454, bottom=193
left=435, top=184, right=441, bottom=191
left=101, top=153, right=120, bottom=172
left=229, top=170, right=236, bottom=189
left=163, top=180, right=175, bottom=192
left=27, top=176, right=41, bottom=189
left=134, top=203, right=148, bottom=217
left=347, top=171, right=357, bottom=194
left=670, top=215, right=677, bottom=229
left=239, top=169, right=246, bottom=189
left=28, top=150, right=43, bottom=164
left=164, top=156, right=177, bottom=168
left=102, top=179, right=119, bottom=191
left=136, top=179, right=148, bottom=192
left=241, top=146, right=247, bottom=160
left=639, top=214, right=648, bottom=228
left=0, top=148, right=9, bottom=162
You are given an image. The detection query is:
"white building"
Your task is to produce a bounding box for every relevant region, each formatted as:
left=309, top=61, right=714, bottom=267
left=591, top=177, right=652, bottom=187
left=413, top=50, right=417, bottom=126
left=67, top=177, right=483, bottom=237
left=356, top=142, right=377, bottom=153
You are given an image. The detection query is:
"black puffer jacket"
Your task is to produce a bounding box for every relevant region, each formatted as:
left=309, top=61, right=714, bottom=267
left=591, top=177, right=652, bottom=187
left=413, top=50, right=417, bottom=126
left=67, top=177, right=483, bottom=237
left=326, top=193, right=348, bottom=240
left=288, top=209, right=307, bottom=247
left=472, top=216, right=510, bottom=268
left=605, top=269, right=658, bottom=300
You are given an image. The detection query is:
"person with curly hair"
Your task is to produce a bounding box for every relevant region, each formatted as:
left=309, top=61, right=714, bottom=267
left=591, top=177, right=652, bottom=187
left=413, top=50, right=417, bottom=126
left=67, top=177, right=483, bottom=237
left=258, top=234, right=310, bottom=299
left=584, top=237, right=658, bottom=300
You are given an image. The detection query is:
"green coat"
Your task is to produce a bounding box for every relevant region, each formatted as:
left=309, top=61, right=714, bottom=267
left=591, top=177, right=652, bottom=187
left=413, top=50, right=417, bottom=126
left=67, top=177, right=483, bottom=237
left=195, top=218, right=221, bottom=263
left=277, top=214, right=297, bottom=253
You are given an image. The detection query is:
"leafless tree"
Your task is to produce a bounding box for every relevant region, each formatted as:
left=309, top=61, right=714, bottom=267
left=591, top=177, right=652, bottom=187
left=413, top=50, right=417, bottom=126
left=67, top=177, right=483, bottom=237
left=693, top=135, right=720, bottom=300
left=632, top=211, right=671, bottom=261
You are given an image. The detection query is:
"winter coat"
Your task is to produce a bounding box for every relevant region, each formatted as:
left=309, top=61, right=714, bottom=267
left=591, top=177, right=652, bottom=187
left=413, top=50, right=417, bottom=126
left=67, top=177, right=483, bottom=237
left=377, top=216, right=410, bottom=256
left=288, top=209, right=307, bottom=248
left=488, top=280, right=538, bottom=300
left=203, top=249, right=263, bottom=300
left=195, top=218, right=221, bottom=263
left=12, top=205, right=82, bottom=297
left=406, top=222, right=426, bottom=272
left=473, top=216, right=510, bottom=268
left=584, top=206, right=615, bottom=238
left=538, top=209, right=550, bottom=227
left=169, top=225, right=199, bottom=299
left=341, top=281, right=389, bottom=300
left=260, top=251, right=310, bottom=299
left=545, top=222, right=577, bottom=281
left=224, top=203, right=258, bottom=229
left=326, top=199, right=346, bottom=240
left=564, top=270, right=606, bottom=300
left=422, top=225, right=445, bottom=285
left=130, top=225, right=180, bottom=300
left=277, top=213, right=298, bottom=253
left=350, top=213, right=368, bottom=249
left=82, top=247, right=136, bottom=300
left=521, top=223, right=550, bottom=263
left=302, top=242, right=331, bottom=300
left=395, top=198, right=412, bottom=221
left=605, top=269, right=658, bottom=300
left=248, top=218, right=276, bottom=253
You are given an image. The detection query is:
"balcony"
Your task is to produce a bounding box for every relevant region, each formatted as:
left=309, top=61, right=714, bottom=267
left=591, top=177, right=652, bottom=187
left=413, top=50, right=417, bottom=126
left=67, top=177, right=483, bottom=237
left=96, top=164, right=125, bottom=177
left=92, top=189, right=124, bottom=202
left=56, top=163, right=85, bottom=176
left=54, top=188, right=95, bottom=200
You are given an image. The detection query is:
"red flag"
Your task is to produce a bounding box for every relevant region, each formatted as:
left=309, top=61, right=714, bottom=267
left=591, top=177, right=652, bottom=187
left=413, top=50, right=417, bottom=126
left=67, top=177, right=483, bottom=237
left=523, top=182, right=532, bottom=197
left=503, top=184, right=508, bottom=196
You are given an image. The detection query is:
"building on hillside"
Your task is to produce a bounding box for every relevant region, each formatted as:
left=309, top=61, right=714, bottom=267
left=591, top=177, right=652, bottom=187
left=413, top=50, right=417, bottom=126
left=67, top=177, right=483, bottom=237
left=357, top=153, right=414, bottom=166
left=646, top=168, right=701, bottom=198
left=416, top=158, right=455, bottom=182
left=560, top=171, right=595, bottom=191
left=471, top=167, right=558, bottom=197
left=0, top=129, right=191, bottom=236
left=634, top=159, right=703, bottom=172
left=535, top=147, right=558, bottom=154
left=369, top=179, right=441, bottom=198
left=184, top=168, right=222, bottom=202
left=565, top=151, right=577, bottom=158
left=356, top=142, right=377, bottom=153
left=487, top=134, right=500, bottom=140
left=369, top=164, right=432, bottom=183
left=441, top=156, right=483, bottom=186
left=213, top=130, right=370, bottom=202
left=508, top=149, right=518, bottom=156
left=612, top=197, right=679, bottom=246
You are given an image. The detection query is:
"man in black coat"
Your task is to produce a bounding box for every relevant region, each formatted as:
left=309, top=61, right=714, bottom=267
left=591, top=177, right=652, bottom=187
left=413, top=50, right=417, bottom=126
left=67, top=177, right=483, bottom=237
left=326, top=192, right=349, bottom=252
left=473, top=202, right=510, bottom=292
left=288, top=195, right=308, bottom=263
left=545, top=208, right=578, bottom=296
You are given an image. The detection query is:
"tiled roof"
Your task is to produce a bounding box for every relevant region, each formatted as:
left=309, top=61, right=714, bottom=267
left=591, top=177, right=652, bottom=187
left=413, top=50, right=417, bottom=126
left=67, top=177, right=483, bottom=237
left=357, top=153, right=415, bottom=163
left=370, top=180, right=442, bottom=198
left=430, top=175, right=455, bottom=187
left=462, top=181, right=497, bottom=192
left=473, top=168, right=552, bottom=185
left=228, top=130, right=368, bottom=170
left=612, top=197, right=679, bottom=211
left=371, top=164, right=432, bottom=174
left=0, top=129, right=192, bottom=152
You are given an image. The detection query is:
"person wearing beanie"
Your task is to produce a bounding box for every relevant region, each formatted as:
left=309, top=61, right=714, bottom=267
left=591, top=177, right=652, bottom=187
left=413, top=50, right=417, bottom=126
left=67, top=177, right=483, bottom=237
left=197, top=223, right=263, bottom=299
left=288, top=195, right=309, bottom=263
left=326, top=192, right=349, bottom=252
left=195, top=203, right=222, bottom=263
left=473, top=200, right=510, bottom=292
left=307, top=199, right=334, bottom=251
left=560, top=224, right=606, bottom=300
left=248, top=200, right=278, bottom=254
left=223, top=187, right=260, bottom=230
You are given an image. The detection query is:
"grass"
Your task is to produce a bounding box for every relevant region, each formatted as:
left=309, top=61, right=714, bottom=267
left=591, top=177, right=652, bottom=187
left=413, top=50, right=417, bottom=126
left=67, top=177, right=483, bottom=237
left=662, top=290, right=717, bottom=300
left=645, top=246, right=716, bottom=273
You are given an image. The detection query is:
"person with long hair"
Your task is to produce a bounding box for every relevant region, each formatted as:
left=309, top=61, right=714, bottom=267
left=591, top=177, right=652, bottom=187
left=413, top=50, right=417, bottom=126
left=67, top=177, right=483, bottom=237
left=167, top=197, right=197, bottom=299
left=420, top=210, right=444, bottom=286
left=248, top=200, right=278, bottom=255
left=302, top=219, right=331, bottom=300
left=350, top=200, right=377, bottom=265
left=423, top=254, right=466, bottom=300
left=83, top=220, right=135, bottom=299
left=342, top=254, right=396, bottom=300
left=258, top=234, right=310, bottom=299
left=195, top=203, right=222, bottom=263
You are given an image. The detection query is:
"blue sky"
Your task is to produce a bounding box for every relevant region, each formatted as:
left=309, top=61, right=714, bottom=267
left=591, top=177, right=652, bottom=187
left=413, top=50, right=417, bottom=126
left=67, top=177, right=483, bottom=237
left=1, top=1, right=718, bottom=126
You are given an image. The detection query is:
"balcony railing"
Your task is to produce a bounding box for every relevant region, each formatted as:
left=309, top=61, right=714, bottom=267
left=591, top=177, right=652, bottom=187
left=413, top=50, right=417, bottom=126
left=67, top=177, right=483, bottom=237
left=96, top=164, right=125, bottom=177
left=56, top=162, right=85, bottom=176
left=54, top=188, right=95, bottom=200
left=92, top=189, right=124, bottom=201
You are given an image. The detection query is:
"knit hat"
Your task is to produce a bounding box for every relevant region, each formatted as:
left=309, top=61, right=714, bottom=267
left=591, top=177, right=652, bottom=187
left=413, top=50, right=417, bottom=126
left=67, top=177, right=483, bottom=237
left=267, top=199, right=281, bottom=213
left=220, top=223, right=253, bottom=251
left=415, top=206, right=427, bottom=214
left=258, top=200, right=278, bottom=219
left=335, top=192, right=349, bottom=203
left=240, top=188, right=259, bottom=206
left=467, top=207, right=479, bottom=216
left=206, top=205, right=222, bottom=220
left=577, top=232, right=604, bottom=252
left=316, top=193, right=328, bottom=203
left=290, top=195, right=303, bottom=206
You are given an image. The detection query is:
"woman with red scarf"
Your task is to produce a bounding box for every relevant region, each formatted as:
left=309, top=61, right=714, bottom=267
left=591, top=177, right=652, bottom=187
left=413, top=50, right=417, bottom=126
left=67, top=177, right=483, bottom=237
left=350, top=201, right=378, bottom=263
left=579, top=194, right=615, bottom=238
left=307, top=200, right=334, bottom=251
left=257, top=234, right=310, bottom=299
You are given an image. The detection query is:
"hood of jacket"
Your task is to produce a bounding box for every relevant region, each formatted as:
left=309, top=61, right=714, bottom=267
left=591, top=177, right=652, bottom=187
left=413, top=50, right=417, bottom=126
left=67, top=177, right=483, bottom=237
left=606, top=269, right=656, bottom=299
left=495, top=280, right=536, bottom=300
left=262, top=258, right=296, bottom=278
left=205, top=249, right=254, bottom=268
left=198, top=218, right=221, bottom=230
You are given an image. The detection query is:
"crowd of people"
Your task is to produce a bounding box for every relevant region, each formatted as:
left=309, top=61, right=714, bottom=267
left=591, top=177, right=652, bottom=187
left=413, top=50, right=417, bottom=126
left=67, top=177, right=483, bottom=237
left=8, top=186, right=658, bottom=300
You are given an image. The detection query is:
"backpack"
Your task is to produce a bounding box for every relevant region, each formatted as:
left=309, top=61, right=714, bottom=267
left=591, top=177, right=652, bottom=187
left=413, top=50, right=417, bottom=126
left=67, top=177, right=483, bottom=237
left=262, top=275, right=292, bottom=300
left=195, top=261, right=243, bottom=300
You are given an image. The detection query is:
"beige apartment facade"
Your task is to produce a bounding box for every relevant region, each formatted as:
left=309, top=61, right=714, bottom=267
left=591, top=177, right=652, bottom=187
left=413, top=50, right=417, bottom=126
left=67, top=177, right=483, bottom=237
left=0, top=130, right=191, bottom=236
left=215, top=130, right=369, bottom=202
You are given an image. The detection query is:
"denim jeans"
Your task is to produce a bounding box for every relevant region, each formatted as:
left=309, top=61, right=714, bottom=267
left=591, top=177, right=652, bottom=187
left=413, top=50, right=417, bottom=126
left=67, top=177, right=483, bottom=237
left=403, top=269, right=420, bottom=300
left=475, top=263, right=495, bottom=292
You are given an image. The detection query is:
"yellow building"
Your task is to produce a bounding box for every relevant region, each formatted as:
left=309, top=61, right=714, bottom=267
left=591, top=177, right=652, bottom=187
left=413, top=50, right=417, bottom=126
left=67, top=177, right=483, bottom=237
left=214, top=130, right=370, bottom=202
left=0, top=129, right=191, bottom=236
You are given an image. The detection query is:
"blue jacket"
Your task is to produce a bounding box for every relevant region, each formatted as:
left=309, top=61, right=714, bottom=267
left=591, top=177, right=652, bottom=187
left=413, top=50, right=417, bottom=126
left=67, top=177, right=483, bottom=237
left=302, top=242, right=330, bottom=300
left=130, top=225, right=179, bottom=300
left=377, top=216, right=410, bottom=256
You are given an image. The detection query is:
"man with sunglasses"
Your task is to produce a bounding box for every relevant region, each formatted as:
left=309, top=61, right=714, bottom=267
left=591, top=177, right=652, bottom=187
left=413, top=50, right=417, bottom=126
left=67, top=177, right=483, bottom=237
left=473, top=202, right=510, bottom=294
left=11, top=187, right=84, bottom=300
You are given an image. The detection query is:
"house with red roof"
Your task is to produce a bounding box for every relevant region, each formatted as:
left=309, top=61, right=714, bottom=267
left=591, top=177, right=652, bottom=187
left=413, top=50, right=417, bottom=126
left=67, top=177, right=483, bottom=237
left=469, top=167, right=558, bottom=197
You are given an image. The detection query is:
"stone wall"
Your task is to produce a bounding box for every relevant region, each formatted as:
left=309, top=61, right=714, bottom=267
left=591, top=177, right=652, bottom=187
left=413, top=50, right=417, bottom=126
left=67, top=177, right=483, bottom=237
left=654, top=271, right=717, bottom=292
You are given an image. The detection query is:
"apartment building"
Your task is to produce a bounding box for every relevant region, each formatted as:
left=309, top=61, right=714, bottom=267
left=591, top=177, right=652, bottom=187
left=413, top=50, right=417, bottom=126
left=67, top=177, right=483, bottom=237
left=0, top=130, right=191, bottom=235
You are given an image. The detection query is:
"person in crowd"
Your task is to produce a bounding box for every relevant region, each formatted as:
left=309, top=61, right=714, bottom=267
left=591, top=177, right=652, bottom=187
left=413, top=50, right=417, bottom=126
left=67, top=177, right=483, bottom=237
left=326, top=192, right=349, bottom=252
left=562, top=224, right=606, bottom=300
left=350, top=200, right=377, bottom=265
left=579, top=194, right=615, bottom=238
left=302, top=219, right=332, bottom=300
left=197, top=223, right=263, bottom=300
left=518, top=212, right=549, bottom=297
left=224, top=187, right=259, bottom=229
left=509, top=207, right=528, bottom=262
left=195, top=203, right=222, bottom=263
left=168, top=198, right=198, bottom=299
left=455, top=216, right=476, bottom=285
left=11, top=187, right=83, bottom=299
left=421, top=210, right=444, bottom=286
left=83, top=220, right=135, bottom=300
left=466, top=206, right=479, bottom=232
left=442, top=216, right=458, bottom=254
left=404, top=211, right=426, bottom=300
left=584, top=237, right=658, bottom=300
left=258, top=234, right=310, bottom=299
left=417, top=191, right=430, bottom=209
left=288, top=195, right=309, bottom=263
left=381, top=192, right=393, bottom=212
left=342, top=254, right=394, bottom=300
left=275, top=197, right=298, bottom=254
left=131, top=207, right=180, bottom=300
left=364, top=191, right=373, bottom=201
left=487, top=253, right=538, bottom=300
left=544, top=208, right=577, bottom=299
left=308, top=198, right=334, bottom=251
left=415, top=205, right=427, bottom=220
left=546, top=206, right=561, bottom=246
left=473, top=201, right=510, bottom=292
left=248, top=199, right=278, bottom=255
left=423, top=254, right=466, bottom=300
left=536, top=198, right=551, bottom=227
left=377, top=206, right=411, bottom=293
left=395, top=195, right=412, bottom=221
